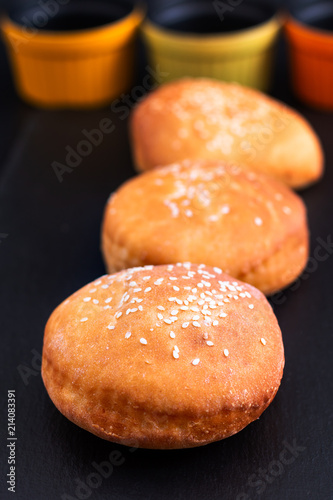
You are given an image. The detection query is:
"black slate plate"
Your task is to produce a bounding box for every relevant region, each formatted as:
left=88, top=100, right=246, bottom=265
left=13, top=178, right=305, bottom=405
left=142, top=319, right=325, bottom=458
left=1, top=7, right=333, bottom=500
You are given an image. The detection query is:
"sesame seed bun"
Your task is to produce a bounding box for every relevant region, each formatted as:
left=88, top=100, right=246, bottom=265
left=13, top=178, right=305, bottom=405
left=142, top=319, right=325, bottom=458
left=42, top=264, right=284, bottom=449
left=101, top=160, right=309, bottom=295
left=131, top=78, right=323, bottom=189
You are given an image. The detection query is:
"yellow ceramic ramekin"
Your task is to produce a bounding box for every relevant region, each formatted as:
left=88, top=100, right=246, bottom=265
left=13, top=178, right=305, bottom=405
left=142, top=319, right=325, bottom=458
left=1, top=3, right=144, bottom=108
left=142, top=3, right=281, bottom=91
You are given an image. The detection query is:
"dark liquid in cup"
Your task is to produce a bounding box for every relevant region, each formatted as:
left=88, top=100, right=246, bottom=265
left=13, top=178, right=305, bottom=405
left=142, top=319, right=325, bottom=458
left=10, top=2, right=132, bottom=32
left=152, top=3, right=274, bottom=35
left=165, top=14, right=257, bottom=34
left=306, top=15, right=333, bottom=31
left=44, top=14, right=119, bottom=31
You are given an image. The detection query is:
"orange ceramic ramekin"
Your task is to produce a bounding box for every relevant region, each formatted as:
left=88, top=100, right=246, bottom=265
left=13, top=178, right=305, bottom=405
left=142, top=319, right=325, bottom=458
left=285, top=4, right=333, bottom=110
left=1, top=1, right=144, bottom=108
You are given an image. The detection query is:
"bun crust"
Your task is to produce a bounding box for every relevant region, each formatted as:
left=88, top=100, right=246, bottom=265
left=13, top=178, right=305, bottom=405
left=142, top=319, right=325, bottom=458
left=131, top=78, right=323, bottom=189
left=42, top=264, right=284, bottom=449
left=102, top=160, right=309, bottom=295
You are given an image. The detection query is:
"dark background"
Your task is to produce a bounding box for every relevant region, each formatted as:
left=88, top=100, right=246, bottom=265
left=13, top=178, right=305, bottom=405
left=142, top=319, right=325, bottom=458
left=0, top=1, right=333, bottom=499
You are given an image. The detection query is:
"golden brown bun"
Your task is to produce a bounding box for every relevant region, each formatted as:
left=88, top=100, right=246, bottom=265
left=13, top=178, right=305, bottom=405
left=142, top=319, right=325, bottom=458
left=102, top=160, right=309, bottom=295
left=131, top=78, right=323, bottom=189
left=42, top=264, right=284, bottom=449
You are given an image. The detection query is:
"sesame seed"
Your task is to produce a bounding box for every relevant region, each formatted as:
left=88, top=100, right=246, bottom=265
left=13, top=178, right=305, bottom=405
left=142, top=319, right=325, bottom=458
left=192, top=315, right=200, bottom=321
left=260, top=338, right=267, bottom=345
left=89, top=288, right=97, bottom=293
left=213, top=267, right=222, bottom=274
left=171, top=310, right=178, bottom=316
left=140, top=338, right=147, bottom=345
left=154, top=278, right=164, bottom=285
left=174, top=345, right=179, bottom=353
left=180, top=306, right=188, bottom=310
left=249, top=304, right=254, bottom=309
left=173, top=350, right=179, bottom=359
left=143, top=276, right=151, bottom=280
left=93, top=299, right=99, bottom=304
left=168, top=297, right=176, bottom=302
left=219, top=312, right=227, bottom=318
left=144, top=287, right=152, bottom=293
left=282, top=206, right=291, bottom=214
left=206, top=341, right=214, bottom=346
left=192, top=358, right=200, bottom=366
left=133, top=288, right=142, bottom=293
left=115, top=311, right=122, bottom=319
left=175, top=299, right=183, bottom=305
left=193, top=321, right=201, bottom=327
left=101, top=284, right=109, bottom=289
left=170, top=331, right=176, bottom=339
left=125, top=332, right=131, bottom=339
left=157, top=313, right=163, bottom=320
left=83, top=297, right=91, bottom=302
left=169, top=277, right=177, bottom=280
left=104, top=305, right=111, bottom=310
left=129, top=281, right=137, bottom=287
left=157, top=305, right=165, bottom=311
left=185, top=209, right=193, bottom=217
left=182, top=322, right=189, bottom=328
left=130, top=308, right=138, bottom=313
left=126, top=309, right=131, bottom=315
left=213, top=320, right=219, bottom=326
left=224, top=349, right=229, bottom=357
left=203, top=332, right=209, bottom=339
left=254, top=217, right=263, bottom=226
left=105, top=297, right=112, bottom=303
left=221, top=205, right=230, bottom=214
left=164, top=319, right=172, bottom=324
left=80, top=317, right=88, bottom=322
left=138, top=305, right=143, bottom=311
left=173, top=286, right=180, bottom=291
left=95, top=280, right=102, bottom=285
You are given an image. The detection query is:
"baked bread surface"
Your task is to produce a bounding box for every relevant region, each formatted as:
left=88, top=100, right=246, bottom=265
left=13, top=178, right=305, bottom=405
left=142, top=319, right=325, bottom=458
left=42, top=264, right=284, bottom=449
left=102, top=160, right=309, bottom=295
left=131, top=78, right=323, bottom=188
